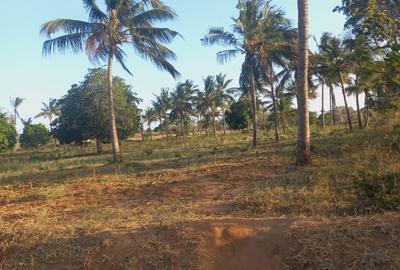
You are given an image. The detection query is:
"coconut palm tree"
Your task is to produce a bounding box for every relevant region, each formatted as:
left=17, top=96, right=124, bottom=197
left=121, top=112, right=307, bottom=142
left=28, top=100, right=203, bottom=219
left=318, top=33, right=353, bottom=131
left=202, top=0, right=264, bottom=147
left=344, top=36, right=377, bottom=129
left=9, top=97, right=25, bottom=128
left=296, top=0, right=311, bottom=165
left=35, top=98, right=60, bottom=127
left=256, top=6, right=297, bottom=141
left=170, top=80, right=198, bottom=137
left=215, top=73, right=234, bottom=135
left=202, top=75, right=218, bottom=135
left=202, top=0, right=294, bottom=147
left=152, top=88, right=173, bottom=138
left=144, top=107, right=156, bottom=140
left=41, top=0, right=180, bottom=162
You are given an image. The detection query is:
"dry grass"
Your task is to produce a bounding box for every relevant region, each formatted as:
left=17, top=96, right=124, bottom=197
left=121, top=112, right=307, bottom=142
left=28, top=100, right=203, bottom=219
left=0, top=126, right=399, bottom=269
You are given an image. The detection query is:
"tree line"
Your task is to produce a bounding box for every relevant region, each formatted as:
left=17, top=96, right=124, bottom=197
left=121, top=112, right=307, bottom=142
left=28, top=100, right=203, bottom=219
left=0, top=0, right=398, bottom=166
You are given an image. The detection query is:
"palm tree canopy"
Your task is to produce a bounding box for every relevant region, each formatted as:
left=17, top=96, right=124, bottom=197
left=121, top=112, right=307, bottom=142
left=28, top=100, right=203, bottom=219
left=10, top=97, right=25, bottom=116
left=35, top=98, right=61, bottom=121
left=41, top=0, right=181, bottom=78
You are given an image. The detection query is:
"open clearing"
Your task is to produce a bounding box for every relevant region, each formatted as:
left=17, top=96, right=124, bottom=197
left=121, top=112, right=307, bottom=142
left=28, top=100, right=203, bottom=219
left=1, top=128, right=399, bottom=269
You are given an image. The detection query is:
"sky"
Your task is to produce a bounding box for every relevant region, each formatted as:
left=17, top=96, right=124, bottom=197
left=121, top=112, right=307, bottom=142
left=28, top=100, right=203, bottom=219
left=0, top=0, right=353, bottom=132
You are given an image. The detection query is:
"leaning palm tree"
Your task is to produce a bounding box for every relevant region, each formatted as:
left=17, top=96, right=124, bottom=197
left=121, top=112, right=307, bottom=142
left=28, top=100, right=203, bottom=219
left=41, top=0, right=180, bottom=162
left=296, top=0, right=311, bottom=165
left=35, top=98, right=60, bottom=127
left=9, top=97, right=25, bottom=128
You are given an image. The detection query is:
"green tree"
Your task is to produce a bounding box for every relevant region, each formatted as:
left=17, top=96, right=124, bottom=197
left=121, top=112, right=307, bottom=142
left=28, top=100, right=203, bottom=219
left=52, top=68, right=141, bottom=153
left=20, top=124, right=51, bottom=148
left=42, top=0, right=180, bottom=162
left=225, top=100, right=251, bottom=130
left=335, top=0, right=400, bottom=52
left=0, top=118, right=17, bottom=152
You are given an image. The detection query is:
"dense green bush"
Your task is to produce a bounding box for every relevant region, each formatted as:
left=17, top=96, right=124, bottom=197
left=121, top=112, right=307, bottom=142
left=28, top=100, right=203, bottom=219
left=20, top=124, right=51, bottom=148
left=225, top=100, right=251, bottom=130
left=0, top=119, right=17, bottom=152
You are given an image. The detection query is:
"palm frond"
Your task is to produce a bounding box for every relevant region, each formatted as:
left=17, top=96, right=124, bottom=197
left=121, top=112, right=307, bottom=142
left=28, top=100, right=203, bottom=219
left=132, top=41, right=180, bottom=79
left=40, top=19, right=94, bottom=37
left=202, top=27, right=242, bottom=48
left=216, top=49, right=243, bottom=64
left=82, top=0, right=107, bottom=22
left=42, top=32, right=90, bottom=57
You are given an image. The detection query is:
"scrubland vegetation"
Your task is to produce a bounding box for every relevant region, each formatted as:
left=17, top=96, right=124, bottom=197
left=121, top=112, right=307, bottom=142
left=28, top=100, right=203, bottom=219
left=1, top=124, right=400, bottom=269
left=1, top=0, right=400, bottom=269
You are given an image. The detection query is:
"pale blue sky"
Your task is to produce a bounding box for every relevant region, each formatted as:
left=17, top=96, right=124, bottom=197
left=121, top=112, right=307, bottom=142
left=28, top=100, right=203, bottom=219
left=0, top=0, right=351, bottom=131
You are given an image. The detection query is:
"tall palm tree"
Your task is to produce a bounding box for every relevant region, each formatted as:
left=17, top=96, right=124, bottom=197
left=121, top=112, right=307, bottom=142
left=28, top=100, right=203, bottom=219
left=9, top=97, right=25, bottom=128
left=215, top=73, right=234, bottom=135
left=296, top=0, right=311, bottom=165
left=152, top=88, right=172, bottom=138
left=170, top=80, right=198, bottom=137
left=202, top=0, right=267, bottom=148
left=344, top=36, right=377, bottom=129
left=41, top=0, right=180, bottom=162
left=256, top=6, right=297, bottom=141
left=144, top=107, right=156, bottom=140
left=35, top=98, right=60, bottom=127
left=318, top=33, right=353, bottom=131
left=202, top=75, right=218, bottom=135
left=203, top=0, right=294, bottom=147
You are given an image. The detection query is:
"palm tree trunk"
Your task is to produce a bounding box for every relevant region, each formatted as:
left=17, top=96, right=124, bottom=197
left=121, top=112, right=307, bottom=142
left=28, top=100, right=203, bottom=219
left=107, top=53, right=121, bottom=162
left=270, top=81, right=280, bottom=141
left=148, top=122, right=153, bottom=141
left=212, top=111, right=216, bottom=135
left=180, top=115, right=185, bottom=138
left=140, top=123, right=144, bottom=141
left=355, top=91, right=363, bottom=129
left=329, top=86, right=334, bottom=125
left=339, top=71, right=353, bottom=131
left=364, top=89, right=369, bottom=128
left=296, top=0, right=311, bottom=166
left=331, top=86, right=337, bottom=125
left=251, top=73, right=258, bottom=148
left=321, top=82, right=326, bottom=128
left=280, top=115, right=286, bottom=134
left=223, top=111, right=227, bottom=135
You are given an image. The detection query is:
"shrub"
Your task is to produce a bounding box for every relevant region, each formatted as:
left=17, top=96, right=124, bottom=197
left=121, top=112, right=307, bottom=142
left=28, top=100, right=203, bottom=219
left=354, top=171, right=400, bottom=211
left=20, top=124, right=51, bottom=148
left=0, top=119, right=17, bottom=152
